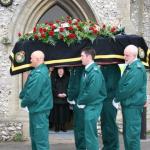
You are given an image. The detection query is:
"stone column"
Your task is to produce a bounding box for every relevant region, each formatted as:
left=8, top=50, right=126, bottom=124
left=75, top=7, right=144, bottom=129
left=117, top=0, right=136, bottom=34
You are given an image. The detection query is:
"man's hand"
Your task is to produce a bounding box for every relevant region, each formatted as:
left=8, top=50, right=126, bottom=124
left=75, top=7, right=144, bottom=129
left=112, top=98, right=120, bottom=110
left=67, top=99, right=76, bottom=105
left=77, top=104, right=85, bottom=109
left=62, top=93, right=67, bottom=97
left=144, top=101, right=149, bottom=107
left=58, top=93, right=66, bottom=98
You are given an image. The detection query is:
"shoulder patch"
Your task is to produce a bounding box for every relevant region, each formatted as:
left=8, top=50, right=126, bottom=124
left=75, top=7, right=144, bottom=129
left=93, top=67, right=100, bottom=73
left=94, top=67, right=98, bottom=71
left=35, top=69, right=41, bottom=73
left=137, top=63, right=142, bottom=68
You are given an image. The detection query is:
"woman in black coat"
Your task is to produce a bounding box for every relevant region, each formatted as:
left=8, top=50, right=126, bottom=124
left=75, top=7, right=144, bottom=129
left=52, top=67, right=70, bottom=132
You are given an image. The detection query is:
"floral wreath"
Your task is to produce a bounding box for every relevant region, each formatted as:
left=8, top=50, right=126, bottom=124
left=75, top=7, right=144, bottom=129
left=18, top=16, right=125, bottom=46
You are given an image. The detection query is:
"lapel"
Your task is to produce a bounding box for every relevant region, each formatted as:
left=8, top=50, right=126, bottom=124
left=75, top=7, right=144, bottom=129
left=122, top=59, right=139, bottom=79
left=85, top=63, right=96, bottom=73
left=81, top=63, right=96, bottom=86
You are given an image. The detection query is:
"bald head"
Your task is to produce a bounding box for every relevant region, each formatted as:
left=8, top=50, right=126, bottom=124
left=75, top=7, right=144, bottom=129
left=124, top=45, right=138, bottom=64
left=30, top=50, right=45, bottom=67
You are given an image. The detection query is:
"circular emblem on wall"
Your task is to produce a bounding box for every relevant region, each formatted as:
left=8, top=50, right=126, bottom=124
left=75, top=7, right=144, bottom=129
left=15, top=51, right=25, bottom=63
left=0, top=0, right=13, bottom=7
left=138, top=47, right=145, bottom=59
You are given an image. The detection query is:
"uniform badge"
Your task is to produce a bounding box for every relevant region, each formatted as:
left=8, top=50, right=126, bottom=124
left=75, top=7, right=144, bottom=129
left=138, top=47, right=145, bottom=59
left=15, top=51, right=25, bottom=63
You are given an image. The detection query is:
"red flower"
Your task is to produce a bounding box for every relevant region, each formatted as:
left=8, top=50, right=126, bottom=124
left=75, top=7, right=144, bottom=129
left=51, top=25, right=56, bottom=30
left=77, top=18, right=80, bottom=22
left=33, top=27, right=36, bottom=33
left=89, top=27, right=94, bottom=30
left=67, top=20, right=72, bottom=24
left=56, top=20, right=60, bottom=23
left=68, top=33, right=76, bottom=39
left=18, top=32, right=21, bottom=37
left=92, top=29, right=98, bottom=34
left=48, top=22, right=53, bottom=26
left=77, top=26, right=81, bottom=30
left=68, top=26, right=74, bottom=31
left=39, top=28, right=43, bottom=33
left=49, top=31, right=54, bottom=36
left=102, top=24, right=106, bottom=29
left=45, top=21, right=49, bottom=25
left=110, top=27, right=116, bottom=33
left=59, top=27, right=64, bottom=32
left=41, top=33, right=46, bottom=38
left=74, top=22, right=78, bottom=26
left=59, top=34, right=64, bottom=40
left=43, top=28, right=47, bottom=32
left=34, top=34, right=39, bottom=40
left=67, top=16, right=71, bottom=19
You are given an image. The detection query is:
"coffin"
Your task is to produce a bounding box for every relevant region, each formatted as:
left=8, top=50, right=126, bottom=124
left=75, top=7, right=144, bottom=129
left=9, top=34, right=150, bottom=75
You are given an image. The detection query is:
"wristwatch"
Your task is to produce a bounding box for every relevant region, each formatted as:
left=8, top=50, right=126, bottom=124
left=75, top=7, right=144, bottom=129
left=0, top=0, right=13, bottom=7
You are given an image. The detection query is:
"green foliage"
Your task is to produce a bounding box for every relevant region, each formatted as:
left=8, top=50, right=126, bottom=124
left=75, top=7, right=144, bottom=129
left=18, top=16, right=125, bottom=46
left=13, top=133, right=23, bottom=142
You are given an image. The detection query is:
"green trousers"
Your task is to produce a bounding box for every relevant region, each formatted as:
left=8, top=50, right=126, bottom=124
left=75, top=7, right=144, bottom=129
left=73, top=105, right=86, bottom=150
left=84, top=104, right=102, bottom=150
left=29, top=111, right=50, bottom=150
left=122, top=107, right=143, bottom=150
left=101, top=101, right=119, bottom=150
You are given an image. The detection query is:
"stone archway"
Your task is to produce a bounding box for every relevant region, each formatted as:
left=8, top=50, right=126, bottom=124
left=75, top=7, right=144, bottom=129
left=9, top=0, right=96, bottom=44
left=7, top=0, right=97, bottom=139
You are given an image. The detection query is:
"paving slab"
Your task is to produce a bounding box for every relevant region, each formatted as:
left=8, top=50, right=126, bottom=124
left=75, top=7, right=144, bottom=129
left=0, top=131, right=150, bottom=150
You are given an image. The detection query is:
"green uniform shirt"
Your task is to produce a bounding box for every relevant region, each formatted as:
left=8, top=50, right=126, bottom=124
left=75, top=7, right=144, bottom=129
left=67, top=67, right=84, bottom=102
left=115, top=59, right=147, bottom=107
left=19, top=64, right=53, bottom=113
left=77, top=63, right=107, bottom=106
left=101, top=64, right=121, bottom=101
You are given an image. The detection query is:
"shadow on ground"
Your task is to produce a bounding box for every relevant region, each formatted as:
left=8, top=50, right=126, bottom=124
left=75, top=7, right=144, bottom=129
left=0, top=131, right=150, bottom=150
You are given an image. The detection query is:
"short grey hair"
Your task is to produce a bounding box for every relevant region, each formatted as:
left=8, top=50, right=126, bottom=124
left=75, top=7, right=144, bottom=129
left=31, top=50, right=45, bottom=60
left=124, top=45, right=138, bottom=57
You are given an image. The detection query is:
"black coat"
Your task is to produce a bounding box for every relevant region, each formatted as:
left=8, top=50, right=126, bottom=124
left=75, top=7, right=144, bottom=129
left=52, top=75, right=69, bottom=104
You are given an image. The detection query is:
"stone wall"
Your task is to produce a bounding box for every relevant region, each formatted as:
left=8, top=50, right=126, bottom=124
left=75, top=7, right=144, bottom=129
left=130, top=0, right=150, bottom=130
left=0, top=121, right=23, bottom=141
left=0, top=0, right=27, bottom=117
left=131, top=0, right=150, bottom=47
left=87, top=0, right=120, bottom=23
left=0, top=0, right=27, bottom=141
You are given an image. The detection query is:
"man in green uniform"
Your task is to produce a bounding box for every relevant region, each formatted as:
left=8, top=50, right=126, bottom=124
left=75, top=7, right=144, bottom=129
left=67, top=66, right=86, bottom=150
left=101, top=64, right=121, bottom=150
left=114, top=45, right=147, bottom=150
left=77, top=47, right=107, bottom=150
left=19, top=50, right=53, bottom=150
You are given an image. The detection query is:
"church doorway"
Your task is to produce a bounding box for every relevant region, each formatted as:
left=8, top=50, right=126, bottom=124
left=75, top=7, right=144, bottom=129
left=49, top=67, right=73, bottom=132
left=11, top=0, right=97, bottom=138
left=33, top=0, right=97, bottom=133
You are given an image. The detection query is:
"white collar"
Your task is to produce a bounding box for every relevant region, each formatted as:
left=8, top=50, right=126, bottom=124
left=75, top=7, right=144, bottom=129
left=128, top=58, right=138, bottom=65
left=85, top=61, right=94, bottom=69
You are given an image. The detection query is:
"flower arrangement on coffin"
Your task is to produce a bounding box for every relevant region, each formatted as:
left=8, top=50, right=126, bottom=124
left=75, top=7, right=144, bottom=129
left=18, top=16, right=125, bottom=46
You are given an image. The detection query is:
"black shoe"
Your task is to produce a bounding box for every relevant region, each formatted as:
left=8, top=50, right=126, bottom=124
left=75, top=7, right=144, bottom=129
left=49, top=123, right=53, bottom=129
left=62, top=128, right=67, bottom=132
left=60, top=124, right=67, bottom=132
left=55, top=128, right=60, bottom=132
left=54, top=124, right=60, bottom=132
